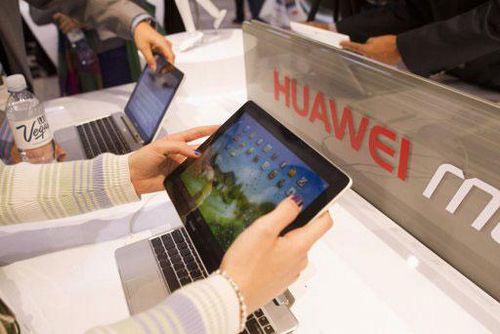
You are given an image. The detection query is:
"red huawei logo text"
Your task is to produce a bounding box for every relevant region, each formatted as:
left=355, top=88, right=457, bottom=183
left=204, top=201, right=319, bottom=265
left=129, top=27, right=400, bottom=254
left=274, top=69, right=411, bottom=181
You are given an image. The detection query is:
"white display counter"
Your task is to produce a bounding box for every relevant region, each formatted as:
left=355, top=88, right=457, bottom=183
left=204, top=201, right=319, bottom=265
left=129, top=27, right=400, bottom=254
left=0, top=29, right=499, bottom=334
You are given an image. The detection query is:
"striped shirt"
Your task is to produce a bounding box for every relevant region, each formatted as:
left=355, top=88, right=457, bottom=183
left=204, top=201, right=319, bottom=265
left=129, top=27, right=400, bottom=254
left=0, top=155, right=240, bottom=334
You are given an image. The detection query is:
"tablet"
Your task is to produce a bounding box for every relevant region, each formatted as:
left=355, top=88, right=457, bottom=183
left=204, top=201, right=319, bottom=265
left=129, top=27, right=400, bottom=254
left=164, top=101, right=351, bottom=270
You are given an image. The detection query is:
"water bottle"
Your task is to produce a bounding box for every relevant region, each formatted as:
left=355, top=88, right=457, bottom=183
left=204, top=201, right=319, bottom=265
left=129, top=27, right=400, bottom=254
left=66, top=28, right=103, bottom=90
left=5, top=74, right=55, bottom=164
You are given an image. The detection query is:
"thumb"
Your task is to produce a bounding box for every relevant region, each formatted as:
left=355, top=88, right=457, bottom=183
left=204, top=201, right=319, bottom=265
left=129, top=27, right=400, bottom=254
left=254, top=197, right=302, bottom=236
left=340, top=41, right=365, bottom=54
left=284, top=211, right=333, bottom=250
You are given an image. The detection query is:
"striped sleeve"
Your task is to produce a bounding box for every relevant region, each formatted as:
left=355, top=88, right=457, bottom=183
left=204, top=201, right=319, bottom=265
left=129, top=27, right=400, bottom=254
left=87, top=274, right=241, bottom=334
left=0, top=153, right=139, bottom=225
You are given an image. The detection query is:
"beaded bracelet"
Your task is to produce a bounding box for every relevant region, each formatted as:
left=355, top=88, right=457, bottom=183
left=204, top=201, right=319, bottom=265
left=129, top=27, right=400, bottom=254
left=214, top=269, right=247, bottom=332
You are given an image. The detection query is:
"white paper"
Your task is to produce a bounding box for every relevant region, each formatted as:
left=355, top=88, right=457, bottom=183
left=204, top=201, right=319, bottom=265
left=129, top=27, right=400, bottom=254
left=290, top=22, right=350, bottom=48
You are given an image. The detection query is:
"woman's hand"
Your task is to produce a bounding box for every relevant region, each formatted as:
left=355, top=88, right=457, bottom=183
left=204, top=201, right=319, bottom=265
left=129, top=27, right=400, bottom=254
left=128, top=125, right=218, bottom=196
left=220, top=197, right=334, bottom=313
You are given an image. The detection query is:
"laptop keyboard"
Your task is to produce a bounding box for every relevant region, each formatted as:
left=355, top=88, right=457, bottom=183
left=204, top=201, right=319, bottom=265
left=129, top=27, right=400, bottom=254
left=150, top=228, right=277, bottom=334
left=76, top=116, right=131, bottom=159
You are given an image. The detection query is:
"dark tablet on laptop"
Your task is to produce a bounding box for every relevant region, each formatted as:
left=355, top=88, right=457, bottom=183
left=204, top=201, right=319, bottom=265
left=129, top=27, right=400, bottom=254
left=164, top=101, right=352, bottom=271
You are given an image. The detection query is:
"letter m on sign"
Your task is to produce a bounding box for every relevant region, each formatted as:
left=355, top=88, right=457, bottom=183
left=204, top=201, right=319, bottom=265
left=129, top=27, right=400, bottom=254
left=423, top=163, right=500, bottom=244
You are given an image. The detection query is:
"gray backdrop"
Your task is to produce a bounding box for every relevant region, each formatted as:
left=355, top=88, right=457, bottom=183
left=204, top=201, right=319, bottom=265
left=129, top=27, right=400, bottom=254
left=243, top=22, right=500, bottom=301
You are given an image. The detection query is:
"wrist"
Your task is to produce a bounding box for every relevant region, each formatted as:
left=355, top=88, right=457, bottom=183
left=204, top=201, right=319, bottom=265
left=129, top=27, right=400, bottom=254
left=127, top=152, right=142, bottom=197
left=220, top=263, right=256, bottom=313
left=130, top=14, right=155, bottom=37
left=215, top=269, right=248, bottom=332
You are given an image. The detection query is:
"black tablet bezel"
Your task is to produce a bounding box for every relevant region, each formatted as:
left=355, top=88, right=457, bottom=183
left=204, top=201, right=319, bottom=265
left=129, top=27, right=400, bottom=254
left=164, top=101, right=351, bottom=272
left=124, top=57, right=184, bottom=144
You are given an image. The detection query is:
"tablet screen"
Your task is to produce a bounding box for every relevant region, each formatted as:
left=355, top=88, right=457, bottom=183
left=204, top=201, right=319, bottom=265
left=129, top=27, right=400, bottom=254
left=179, top=112, right=329, bottom=249
left=165, top=101, right=351, bottom=271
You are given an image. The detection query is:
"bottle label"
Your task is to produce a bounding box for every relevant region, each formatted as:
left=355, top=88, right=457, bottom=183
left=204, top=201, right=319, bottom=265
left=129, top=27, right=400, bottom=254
left=10, top=114, right=53, bottom=150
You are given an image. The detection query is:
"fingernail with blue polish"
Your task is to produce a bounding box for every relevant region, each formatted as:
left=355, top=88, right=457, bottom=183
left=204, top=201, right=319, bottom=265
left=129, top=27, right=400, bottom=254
left=194, top=150, right=201, bottom=156
left=291, top=194, right=304, bottom=207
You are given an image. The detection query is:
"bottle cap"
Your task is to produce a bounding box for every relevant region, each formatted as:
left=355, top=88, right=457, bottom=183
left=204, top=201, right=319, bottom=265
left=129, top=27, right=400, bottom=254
left=6, top=74, right=27, bottom=93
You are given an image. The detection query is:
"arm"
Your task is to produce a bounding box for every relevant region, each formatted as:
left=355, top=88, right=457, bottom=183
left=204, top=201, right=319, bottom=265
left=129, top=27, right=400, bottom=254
left=87, top=274, right=240, bottom=334
left=397, top=0, right=500, bottom=76
left=0, top=154, right=138, bottom=224
left=336, top=1, right=422, bottom=43
left=88, top=198, right=333, bottom=334
left=81, top=0, right=147, bottom=40
left=29, top=5, right=58, bottom=25
left=25, top=0, right=146, bottom=39
left=25, top=0, right=175, bottom=66
left=0, top=126, right=217, bottom=225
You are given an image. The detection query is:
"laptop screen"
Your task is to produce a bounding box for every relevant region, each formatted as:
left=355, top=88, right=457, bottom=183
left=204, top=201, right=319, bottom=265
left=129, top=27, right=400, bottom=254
left=165, top=102, right=351, bottom=271
left=124, top=58, right=183, bottom=143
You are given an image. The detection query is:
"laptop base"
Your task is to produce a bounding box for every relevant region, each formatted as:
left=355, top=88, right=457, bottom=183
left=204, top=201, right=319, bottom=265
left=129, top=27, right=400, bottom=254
left=54, top=112, right=144, bottom=161
left=116, top=226, right=298, bottom=334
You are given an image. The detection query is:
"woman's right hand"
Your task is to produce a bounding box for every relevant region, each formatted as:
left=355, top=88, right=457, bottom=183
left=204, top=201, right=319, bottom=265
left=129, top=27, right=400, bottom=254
left=220, top=197, right=334, bottom=313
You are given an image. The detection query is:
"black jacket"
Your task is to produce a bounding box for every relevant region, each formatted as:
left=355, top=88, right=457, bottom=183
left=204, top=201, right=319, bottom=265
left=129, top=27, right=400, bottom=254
left=336, top=0, right=500, bottom=90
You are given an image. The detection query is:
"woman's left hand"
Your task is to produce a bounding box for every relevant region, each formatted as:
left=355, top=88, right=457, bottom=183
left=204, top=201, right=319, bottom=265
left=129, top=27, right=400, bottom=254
left=128, top=125, right=218, bottom=196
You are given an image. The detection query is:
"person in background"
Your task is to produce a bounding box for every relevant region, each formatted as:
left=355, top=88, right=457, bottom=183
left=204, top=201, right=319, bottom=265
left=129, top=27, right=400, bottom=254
left=0, top=0, right=175, bottom=90
left=233, top=0, right=245, bottom=23
left=321, top=0, right=500, bottom=90
left=249, top=0, right=265, bottom=21
left=0, top=125, right=333, bottom=333
left=163, top=0, right=187, bottom=33
left=30, top=0, right=163, bottom=95
left=233, top=0, right=264, bottom=24
left=306, top=0, right=391, bottom=29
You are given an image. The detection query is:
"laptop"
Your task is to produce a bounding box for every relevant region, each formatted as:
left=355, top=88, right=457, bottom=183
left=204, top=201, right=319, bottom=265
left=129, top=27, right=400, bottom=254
left=115, top=101, right=352, bottom=333
left=54, top=57, right=184, bottom=161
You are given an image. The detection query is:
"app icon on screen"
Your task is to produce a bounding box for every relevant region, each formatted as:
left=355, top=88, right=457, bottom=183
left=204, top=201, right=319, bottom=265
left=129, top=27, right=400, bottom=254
left=285, top=187, right=297, bottom=196
left=243, top=125, right=251, bottom=133
left=268, top=170, right=278, bottom=180
left=229, top=149, right=239, bottom=157
left=256, top=138, right=264, bottom=146
left=249, top=131, right=256, bottom=139
left=239, top=141, right=247, bottom=148
left=263, top=144, right=272, bottom=153
left=270, top=153, right=278, bottom=161
left=233, top=135, right=241, bottom=142
left=297, top=176, right=308, bottom=188
left=246, top=147, right=254, bottom=155
left=287, top=168, right=297, bottom=178
left=279, top=161, right=288, bottom=169
left=252, top=155, right=261, bottom=163
left=276, top=179, right=286, bottom=188
left=261, top=161, right=271, bottom=170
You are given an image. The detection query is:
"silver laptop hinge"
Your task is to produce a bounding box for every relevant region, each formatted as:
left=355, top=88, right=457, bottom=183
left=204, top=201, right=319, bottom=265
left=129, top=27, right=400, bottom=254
left=121, top=116, right=143, bottom=144
left=273, top=290, right=295, bottom=307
